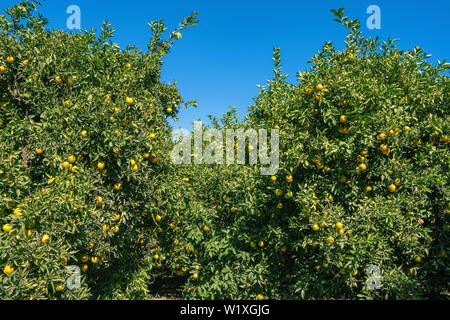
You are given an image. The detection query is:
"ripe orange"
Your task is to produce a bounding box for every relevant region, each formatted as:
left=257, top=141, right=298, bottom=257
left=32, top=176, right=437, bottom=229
left=114, top=183, right=122, bottom=191
left=258, top=241, right=264, bottom=247
left=316, top=84, right=323, bottom=91
left=35, top=148, right=43, bottom=154
left=125, top=97, right=134, bottom=105
left=6, top=56, right=14, bottom=63
left=67, top=155, right=76, bottom=163
left=388, top=184, right=396, bottom=193
left=2, top=224, right=13, bottom=232
left=312, top=224, right=319, bottom=231
left=339, top=115, right=347, bottom=123
left=305, top=88, right=312, bottom=95
left=270, top=176, right=277, bottom=182
left=378, top=133, right=386, bottom=140
left=0, top=66, right=7, bottom=73
left=203, top=225, right=210, bottom=231
left=55, top=76, right=62, bottom=83
left=256, top=294, right=264, bottom=300
left=335, top=222, right=343, bottom=230
left=97, top=162, right=105, bottom=170
left=286, top=175, right=293, bottom=183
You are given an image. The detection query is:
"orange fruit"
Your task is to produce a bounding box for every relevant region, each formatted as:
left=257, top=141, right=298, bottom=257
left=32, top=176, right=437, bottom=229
left=3, top=265, right=14, bottom=275
left=125, top=97, right=134, bottom=105
left=2, top=224, right=13, bottom=232
left=67, top=155, right=76, bottom=163
left=41, top=234, right=50, bottom=243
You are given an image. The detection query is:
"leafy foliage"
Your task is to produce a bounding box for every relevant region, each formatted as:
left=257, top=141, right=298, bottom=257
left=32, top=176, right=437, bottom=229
left=0, top=2, right=448, bottom=300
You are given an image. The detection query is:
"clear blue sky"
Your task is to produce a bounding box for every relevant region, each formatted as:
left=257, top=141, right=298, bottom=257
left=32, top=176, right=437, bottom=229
left=4, top=0, right=449, bottom=131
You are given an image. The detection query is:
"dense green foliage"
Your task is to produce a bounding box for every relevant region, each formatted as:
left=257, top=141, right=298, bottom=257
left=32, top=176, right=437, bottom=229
left=1, top=2, right=448, bottom=300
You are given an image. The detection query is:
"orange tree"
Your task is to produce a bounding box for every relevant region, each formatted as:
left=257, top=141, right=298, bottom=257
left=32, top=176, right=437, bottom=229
left=171, top=10, right=449, bottom=299
left=0, top=0, right=198, bottom=299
